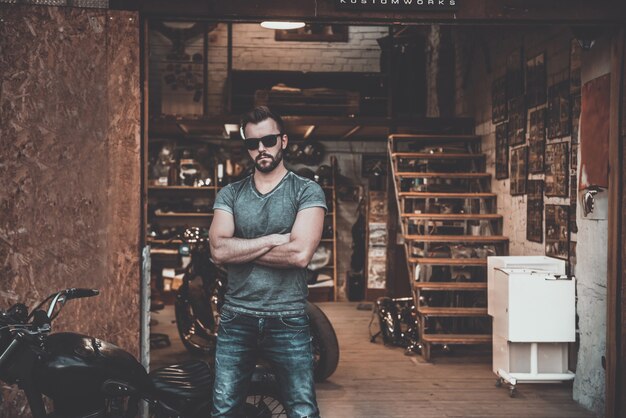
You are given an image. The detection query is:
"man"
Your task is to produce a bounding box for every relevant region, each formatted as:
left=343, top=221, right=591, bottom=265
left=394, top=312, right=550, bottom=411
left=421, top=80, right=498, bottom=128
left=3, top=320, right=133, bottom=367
left=209, top=106, right=326, bottom=418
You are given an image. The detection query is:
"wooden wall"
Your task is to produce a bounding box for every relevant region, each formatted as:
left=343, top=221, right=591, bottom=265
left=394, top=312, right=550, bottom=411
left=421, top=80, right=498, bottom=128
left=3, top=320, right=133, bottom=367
left=0, top=6, right=140, bottom=415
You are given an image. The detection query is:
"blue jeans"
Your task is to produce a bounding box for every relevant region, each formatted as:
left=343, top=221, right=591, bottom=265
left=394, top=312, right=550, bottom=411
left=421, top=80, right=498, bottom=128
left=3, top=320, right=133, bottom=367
left=211, top=306, right=320, bottom=418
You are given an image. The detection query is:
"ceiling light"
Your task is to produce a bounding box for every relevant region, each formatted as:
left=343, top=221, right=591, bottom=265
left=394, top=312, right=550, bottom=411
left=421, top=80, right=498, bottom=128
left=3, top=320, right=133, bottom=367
left=260, top=21, right=306, bottom=30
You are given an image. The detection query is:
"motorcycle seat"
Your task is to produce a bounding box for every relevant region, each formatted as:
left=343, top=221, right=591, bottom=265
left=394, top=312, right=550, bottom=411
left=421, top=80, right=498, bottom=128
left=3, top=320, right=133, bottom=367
left=149, top=360, right=213, bottom=413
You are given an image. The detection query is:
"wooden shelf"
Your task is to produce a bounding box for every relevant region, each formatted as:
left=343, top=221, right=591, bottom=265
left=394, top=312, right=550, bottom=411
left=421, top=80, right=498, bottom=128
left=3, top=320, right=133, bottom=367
left=417, top=307, right=488, bottom=317
left=147, top=238, right=183, bottom=245
left=401, top=213, right=502, bottom=221
left=154, top=212, right=213, bottom=218
left=398, top=192, right=496, bottom=199
left=392, top=152, right=485, bottom=160
left=421, top=333, right=492, bottom=344
left=389, top=134, right=481, bottom=142
left=405, top=235, right=508, bottom=243
left=395, top=172, right=491, bottom=179
left=414, top=282, right=487, bottom=291
left=149, top=186, right=216, bottom=191
left=408, top=258, right=488, bottom=266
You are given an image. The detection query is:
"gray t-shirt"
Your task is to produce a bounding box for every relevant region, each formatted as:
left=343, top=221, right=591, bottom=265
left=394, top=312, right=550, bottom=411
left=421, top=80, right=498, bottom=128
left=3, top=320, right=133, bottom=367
left=212, top=170, right=327, bottom=316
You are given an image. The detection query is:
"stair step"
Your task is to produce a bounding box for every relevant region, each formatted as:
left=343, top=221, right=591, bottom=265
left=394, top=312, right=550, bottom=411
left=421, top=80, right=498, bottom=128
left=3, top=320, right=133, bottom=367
left=398, top=192, right=496, bottom=199
left=418, top=307, right=488, bottom=317
left=395, top=172, right=491, bottom=179
left=408, top=258, right=487, bottom=266
left=415, top=282, right=487, bottom=291
left=404, top=235, right=509, bottom=243
left=392, top=152, right=484, bottom=160
left=389, top=134, right=482, bottom=142
left=401, top=213, right=502, bottom=221
left=421, top=333, right=492, bottom=344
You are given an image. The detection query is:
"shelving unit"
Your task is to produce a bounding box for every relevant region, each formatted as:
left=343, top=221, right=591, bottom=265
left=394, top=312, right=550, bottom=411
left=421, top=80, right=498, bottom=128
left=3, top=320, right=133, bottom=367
left=145, top=146, right=339, bottom=303
left=306, top=156, right=339, bottom=302
left=388, top=133, right=509, bottom=361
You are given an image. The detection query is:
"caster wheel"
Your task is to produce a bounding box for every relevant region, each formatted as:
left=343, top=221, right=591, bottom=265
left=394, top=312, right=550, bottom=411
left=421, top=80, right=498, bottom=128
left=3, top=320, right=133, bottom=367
left=509, top=387, right=517, bottom=398
left=495, top=378, right=503, bottom=388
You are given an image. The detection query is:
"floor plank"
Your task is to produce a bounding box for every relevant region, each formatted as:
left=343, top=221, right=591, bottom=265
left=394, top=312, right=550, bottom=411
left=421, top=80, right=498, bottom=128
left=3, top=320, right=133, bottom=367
left=151, top=302, right=593, bottom=418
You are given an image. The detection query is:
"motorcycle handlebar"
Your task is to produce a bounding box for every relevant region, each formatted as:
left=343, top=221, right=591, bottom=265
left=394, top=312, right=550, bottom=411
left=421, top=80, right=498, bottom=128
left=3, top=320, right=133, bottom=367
left=64, top=288, right=100, bottom=300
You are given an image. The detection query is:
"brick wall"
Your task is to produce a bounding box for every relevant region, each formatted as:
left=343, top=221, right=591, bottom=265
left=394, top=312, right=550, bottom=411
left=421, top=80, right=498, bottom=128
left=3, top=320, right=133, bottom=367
left=456, top=25, right=610, bottom=415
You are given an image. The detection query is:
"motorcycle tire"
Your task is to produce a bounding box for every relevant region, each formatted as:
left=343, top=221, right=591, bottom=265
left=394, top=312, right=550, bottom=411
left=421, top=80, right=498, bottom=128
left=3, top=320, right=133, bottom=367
left=244, top=382, right=288, bottom=418
left=174, top=276, right=219, bottom=354
left=305, top=302, right=339, bottom=382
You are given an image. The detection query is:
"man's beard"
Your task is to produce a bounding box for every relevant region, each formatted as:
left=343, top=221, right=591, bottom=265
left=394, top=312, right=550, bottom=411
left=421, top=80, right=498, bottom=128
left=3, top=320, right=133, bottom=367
left=255, top=148, right=283, bottom=173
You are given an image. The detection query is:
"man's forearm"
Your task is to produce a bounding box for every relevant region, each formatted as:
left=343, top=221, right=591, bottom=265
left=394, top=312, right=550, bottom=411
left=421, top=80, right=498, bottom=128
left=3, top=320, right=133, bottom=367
left=211, top=235, right=284, bottom=265
left=255, top=241, right=310, bottom=269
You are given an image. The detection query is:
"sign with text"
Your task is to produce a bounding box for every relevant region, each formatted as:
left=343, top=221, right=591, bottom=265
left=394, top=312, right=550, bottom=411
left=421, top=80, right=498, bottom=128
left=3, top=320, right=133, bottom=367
left=335, top=0, right=458, bottom=12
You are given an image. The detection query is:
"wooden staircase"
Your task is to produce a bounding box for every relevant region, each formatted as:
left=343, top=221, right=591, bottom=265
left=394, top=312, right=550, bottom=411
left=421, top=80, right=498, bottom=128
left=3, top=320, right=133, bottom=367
left=388, top=134, right=509, bottom=361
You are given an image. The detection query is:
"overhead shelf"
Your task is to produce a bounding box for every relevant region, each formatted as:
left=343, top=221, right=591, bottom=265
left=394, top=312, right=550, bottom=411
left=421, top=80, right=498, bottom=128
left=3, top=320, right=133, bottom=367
left=404, top=235, right=509, bottom=243
left=414, top=282, right=487, bottom=291
left=408, top=258, right=488, bottom=266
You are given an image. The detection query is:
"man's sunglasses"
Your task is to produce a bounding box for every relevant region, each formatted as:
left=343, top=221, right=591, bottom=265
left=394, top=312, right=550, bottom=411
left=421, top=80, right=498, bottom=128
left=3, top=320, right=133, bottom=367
left=244, top=133, right=284, bottom=150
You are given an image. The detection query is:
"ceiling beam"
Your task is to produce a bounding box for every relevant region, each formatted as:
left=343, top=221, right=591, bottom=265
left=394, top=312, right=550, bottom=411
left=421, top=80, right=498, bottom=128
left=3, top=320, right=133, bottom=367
left=117, top=0, right=626, bottom=24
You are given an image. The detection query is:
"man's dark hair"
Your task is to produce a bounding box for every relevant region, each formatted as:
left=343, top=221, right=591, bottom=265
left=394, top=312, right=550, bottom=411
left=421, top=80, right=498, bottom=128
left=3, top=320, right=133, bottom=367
left=240, top=106, right=285, bottom=137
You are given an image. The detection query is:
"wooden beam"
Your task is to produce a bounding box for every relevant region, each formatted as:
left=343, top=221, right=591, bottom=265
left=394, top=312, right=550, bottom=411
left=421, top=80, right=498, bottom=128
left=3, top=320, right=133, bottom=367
left=135, top=0, right=625, bottom=24
left=341, top=125, right=361, bottom=140
left=606, top=26, right=625, bottom=418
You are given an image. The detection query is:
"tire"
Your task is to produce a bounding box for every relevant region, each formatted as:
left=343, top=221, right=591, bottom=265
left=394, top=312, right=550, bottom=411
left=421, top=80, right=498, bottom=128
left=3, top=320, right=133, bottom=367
left=306, top=301, right=339, bottom=382
left=174, top=275, right=219, bottom=354
left=244, top=382, right=288, bottom=418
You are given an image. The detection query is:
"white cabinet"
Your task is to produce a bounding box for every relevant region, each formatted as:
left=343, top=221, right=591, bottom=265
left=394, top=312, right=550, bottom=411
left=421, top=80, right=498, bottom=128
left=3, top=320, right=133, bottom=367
left=492, top=269, right=575, bottom=342
left=487, top=256, right=566, bottom=316
left=487, top=259, right=575, bottom=392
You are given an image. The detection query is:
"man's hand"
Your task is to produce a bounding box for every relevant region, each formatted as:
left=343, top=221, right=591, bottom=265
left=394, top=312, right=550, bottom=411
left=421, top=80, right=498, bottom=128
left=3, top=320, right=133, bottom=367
left=254, top=207, right=324, bottom=269
left=209, top=211, right=289, bottom=265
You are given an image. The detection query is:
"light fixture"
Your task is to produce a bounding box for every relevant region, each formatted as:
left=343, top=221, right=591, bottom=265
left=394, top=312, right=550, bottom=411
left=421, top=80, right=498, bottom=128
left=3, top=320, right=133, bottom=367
left=571, top=26, right=603, bottom=51
left=224, top=124, right=240, bottom=137
left=260, top=21, right=306, bottom=30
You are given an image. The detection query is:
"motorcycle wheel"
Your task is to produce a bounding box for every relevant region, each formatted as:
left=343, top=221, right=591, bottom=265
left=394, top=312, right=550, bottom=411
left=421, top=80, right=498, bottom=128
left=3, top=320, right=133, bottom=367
left=174, top=276, right=219, bottom=354
left=306, top=302, right=339, bottom=382
left=243, top=382, right=288, bottom=417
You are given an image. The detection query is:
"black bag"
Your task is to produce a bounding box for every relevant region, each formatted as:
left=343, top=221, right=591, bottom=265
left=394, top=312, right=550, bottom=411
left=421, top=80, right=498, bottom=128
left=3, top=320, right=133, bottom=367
left=370, top=297, right=421, bottom=354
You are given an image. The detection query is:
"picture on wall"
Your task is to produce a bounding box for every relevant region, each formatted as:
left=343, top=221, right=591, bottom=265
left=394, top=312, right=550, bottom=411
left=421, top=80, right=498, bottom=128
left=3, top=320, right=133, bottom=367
left=492, top=76, right=507, bottom=123
left=528, top=108, right=546, bottom=173
left=526, top=180, right=544, bottom=243
left=547, top=80, right=571, bottom=139
left=510, top=146, right=528, bottom=196
left=571, top=94, right=581, bottom=144
left=275, top=24, right=349, bottom=42
left=545, top=204, right=570, bottom=260
left=570, top=174, right=578, bottom=234
left=571, top=144, right=578, bottom=176
left=495, top=123, right=509, bottom=180
left=545, top=141, right=569, bottom=197
left=526, top=52, right=547, bottom=108
left=570, top=39, right=582, bottom=94
left=508, top=96, right=527, bottom=146
left=506, top=47, right=524, bottom=98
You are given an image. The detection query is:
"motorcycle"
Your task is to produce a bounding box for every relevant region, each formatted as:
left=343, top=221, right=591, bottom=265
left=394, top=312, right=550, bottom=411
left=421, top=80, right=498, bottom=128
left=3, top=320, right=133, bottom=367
left=172, top=228, right=340, bottom=382
left=0, top=288, right=287, bottom=417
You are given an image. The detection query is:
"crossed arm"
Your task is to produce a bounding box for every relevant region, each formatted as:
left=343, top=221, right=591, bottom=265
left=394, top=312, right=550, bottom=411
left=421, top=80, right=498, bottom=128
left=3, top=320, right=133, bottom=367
left=208, top=207, right=325, bottom=269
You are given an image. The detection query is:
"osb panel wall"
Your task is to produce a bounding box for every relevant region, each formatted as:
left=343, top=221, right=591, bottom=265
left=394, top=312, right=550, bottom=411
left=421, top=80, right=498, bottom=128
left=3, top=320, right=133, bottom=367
left=0, top=5, right=140, bottom=415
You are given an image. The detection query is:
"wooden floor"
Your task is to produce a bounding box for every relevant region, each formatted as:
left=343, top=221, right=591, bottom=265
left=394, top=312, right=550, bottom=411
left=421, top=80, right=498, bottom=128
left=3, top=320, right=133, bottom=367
left=151, top=302, right=593, bottom=418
